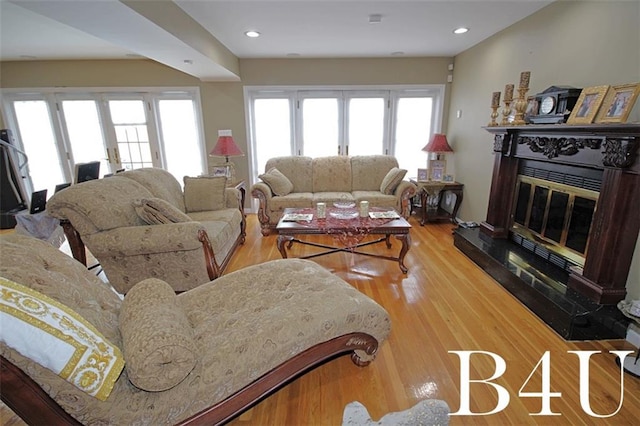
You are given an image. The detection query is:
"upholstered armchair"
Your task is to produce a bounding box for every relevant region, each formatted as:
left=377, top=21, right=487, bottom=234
left=47, top=168, right=245, bottom=293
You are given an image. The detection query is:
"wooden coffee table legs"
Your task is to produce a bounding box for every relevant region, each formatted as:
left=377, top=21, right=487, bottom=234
left=277, top=232, right=410, bottom=273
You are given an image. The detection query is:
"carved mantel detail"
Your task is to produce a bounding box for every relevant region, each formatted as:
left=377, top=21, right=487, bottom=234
left=516, top=135, right=601, bottom=160
left=493, top=134, right=511, bottom=153
left=602, top=138, right=638, bottom=168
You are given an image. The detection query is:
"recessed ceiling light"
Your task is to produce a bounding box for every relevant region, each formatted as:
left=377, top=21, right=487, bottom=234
left=245, top=30, right=260, bottom=38
left=183, top=59, right=193, bottom=65
left=453, top=27, right=469, bottom=34
left=391, top=51, right=405, bottom=56
left=369, top=14, right=382, bottom=24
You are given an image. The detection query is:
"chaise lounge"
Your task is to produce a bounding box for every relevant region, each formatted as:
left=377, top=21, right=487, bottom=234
left=0, top=233, right=390, bottom=425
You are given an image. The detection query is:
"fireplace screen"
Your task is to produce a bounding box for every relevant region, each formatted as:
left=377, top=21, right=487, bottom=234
left=511, top=175, right=598, bottom=267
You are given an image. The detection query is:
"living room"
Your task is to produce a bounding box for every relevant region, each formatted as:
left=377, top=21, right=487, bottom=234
left=1, top=0, right=640, bottom=424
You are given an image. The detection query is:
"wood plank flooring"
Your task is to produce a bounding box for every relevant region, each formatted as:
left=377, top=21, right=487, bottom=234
left=2, top=214, right=639, bottom=425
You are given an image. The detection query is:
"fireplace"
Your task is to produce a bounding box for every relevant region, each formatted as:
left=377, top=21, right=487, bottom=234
left=454, top=124, right=639, bottom=340
left=510, top=160, right=601, bottom=271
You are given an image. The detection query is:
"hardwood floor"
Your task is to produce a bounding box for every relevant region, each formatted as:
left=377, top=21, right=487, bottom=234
left=2, top=214, right=639, bottom=425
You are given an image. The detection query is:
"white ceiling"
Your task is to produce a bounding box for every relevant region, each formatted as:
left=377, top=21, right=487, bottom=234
left=0, top=0, right=554, bottom=81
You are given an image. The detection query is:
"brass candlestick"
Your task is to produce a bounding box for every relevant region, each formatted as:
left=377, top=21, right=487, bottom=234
left=513, top=87, right=528, bottom=125
left=488, top=106, right=499, bottom=126
left=501, top=99, right=512, bottom=126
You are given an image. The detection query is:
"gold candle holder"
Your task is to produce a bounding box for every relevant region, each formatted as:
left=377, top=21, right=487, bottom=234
left=489, top=91, right=501, bottom=126
left=501, top=99, right=512, bottom=126
left=488, top=106, right=500, bottom=126
left=513, top=87, right=529, bottom=126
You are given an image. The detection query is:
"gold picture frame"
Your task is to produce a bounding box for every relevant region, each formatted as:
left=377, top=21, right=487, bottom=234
left=567, top=85, right=609, bottom=124
left=595, top=83, right=640, bottom=123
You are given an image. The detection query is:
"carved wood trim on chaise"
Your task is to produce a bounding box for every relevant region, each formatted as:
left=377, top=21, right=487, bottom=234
left=1, top=333, right=378, bottom=426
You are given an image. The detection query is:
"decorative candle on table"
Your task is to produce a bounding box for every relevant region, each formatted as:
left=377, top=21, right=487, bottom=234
left=519, top=71, right=531, bottom=89
left=316, top=202, right=326, bottom=219
left=513, top=71, right=531, bottom=125
left=504, top=84, right=514, bottom=101
left=359, top=201, right=369, bottom=218
left=502, top=84, right=514, bottom=126
left=489, top=91, right=500, bottom=126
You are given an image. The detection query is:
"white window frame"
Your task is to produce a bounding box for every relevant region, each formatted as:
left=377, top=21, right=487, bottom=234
left=1, top=87, right=206, bottom=194
left=244, top=84, right=445, bottom=203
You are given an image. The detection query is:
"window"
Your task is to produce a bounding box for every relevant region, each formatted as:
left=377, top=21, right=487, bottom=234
left=2, top=88, right=205, bottom=195
left=245, top=85, right=444, bottom=185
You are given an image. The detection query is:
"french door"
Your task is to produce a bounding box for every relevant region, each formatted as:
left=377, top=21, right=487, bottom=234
left=2, top=89, right=205, bottom=195
left=246, top=85, right=444, bottom=185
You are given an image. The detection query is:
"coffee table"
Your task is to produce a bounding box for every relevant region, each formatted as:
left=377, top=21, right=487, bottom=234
left=276, top=207, right=412, bottom=273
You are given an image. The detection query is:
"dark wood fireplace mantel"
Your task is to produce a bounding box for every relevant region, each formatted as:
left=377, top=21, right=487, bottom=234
left=481, top=124, right=640, bottom=304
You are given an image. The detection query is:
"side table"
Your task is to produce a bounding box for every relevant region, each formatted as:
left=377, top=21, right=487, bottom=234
left=410, top=179, right=464, bottom=226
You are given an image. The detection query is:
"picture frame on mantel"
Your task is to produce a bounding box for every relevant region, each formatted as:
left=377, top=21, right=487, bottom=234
left=567, top=85, right=609, bottom=124
left=417, top=168, right=428, bottom=182
left=595, top=83, right=640, bottom=123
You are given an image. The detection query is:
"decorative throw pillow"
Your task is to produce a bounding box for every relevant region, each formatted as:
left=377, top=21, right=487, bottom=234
left=183, top=176, right=227, bottom=212
left=119, top=278, right=197, bottom=391
left=133, top=198, right=191, bottom=225
left=0, top=276, right=124, bottom=401
left=259, top=167, right=293, bottom=196
left=380, top=167, right=407, bottom=195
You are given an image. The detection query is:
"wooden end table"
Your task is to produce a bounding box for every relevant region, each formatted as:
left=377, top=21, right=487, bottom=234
left=410, top=179, right=464, bottom=226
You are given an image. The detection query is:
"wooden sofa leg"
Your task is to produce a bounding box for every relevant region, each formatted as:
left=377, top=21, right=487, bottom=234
left=60, top=220, right=87, bottom=266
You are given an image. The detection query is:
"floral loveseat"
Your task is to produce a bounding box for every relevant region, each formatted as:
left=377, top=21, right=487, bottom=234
left=0, top=234, right=390, bottom=425
left=47, top=168, right=245, bottom=293
left=251, top=155, right=416, bottom=235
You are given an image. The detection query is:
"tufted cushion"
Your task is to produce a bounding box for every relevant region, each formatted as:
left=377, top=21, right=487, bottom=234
left=259, top=167, right=294, bottom=196
left=183, top=176, right=227, bottom=212
left=119, top=278, right=197, bottom=391
left=0, top=276, right=124, bottom=400
left=133, top=198, right=192, bottom=225
left=380, top=167, right=407, bottom=195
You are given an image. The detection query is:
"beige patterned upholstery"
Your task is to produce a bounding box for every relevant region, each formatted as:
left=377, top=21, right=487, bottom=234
left=251, top=155, right=416, bottom=235
left=47, top=168, right=245, bottom=293
left=0, top=234, right=390, bottom=425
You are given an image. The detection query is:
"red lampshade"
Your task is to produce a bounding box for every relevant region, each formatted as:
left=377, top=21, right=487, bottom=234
left=422, top=133, right=454, bottom=153
left=209, top=130, right=244, bottom=158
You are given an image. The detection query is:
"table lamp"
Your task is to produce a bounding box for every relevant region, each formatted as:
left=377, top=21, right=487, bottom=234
left=421, top=133, right=453, bottom=181
left=209, top=130, right=244, bottom=181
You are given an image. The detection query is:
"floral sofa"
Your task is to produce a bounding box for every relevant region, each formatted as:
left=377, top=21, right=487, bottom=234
left=47, top=168, right=245, bottom=293
left=0, top=234, right=390, bottom=425
left=251, top=155, right=416, bottom=235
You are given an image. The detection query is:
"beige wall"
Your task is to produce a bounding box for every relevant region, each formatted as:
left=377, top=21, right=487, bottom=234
left=447, top=0, right=640, bottom=299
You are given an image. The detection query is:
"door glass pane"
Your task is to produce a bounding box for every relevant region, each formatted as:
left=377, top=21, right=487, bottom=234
left=566, top=197, right=596, bottom=254
left=108, top=100, right=153, bottom=170
left=254, top=99, right=291, bottom=174
left=61, top=100, right=108, bottom=177
left=514, top=182, right=531, bottom=226
left=13, top=100, right=64, bottom=195
left=394, top=97, right=433, bottom=176
left=348, top=98, right=384, bottom=156
left=158, top=99, right=202, bottom=182
left=529, top=186, right=549, bottom=234
left=302, top=98, right=338, bottom=158
left=544, top=191, right=569, bottom=243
